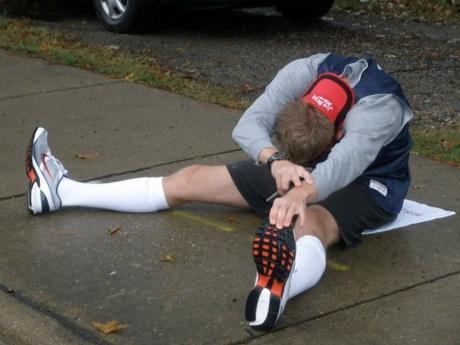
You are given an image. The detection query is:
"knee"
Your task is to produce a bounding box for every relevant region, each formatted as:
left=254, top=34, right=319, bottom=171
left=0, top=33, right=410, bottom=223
left=294, top=211, right=326, bottom=244
left=174, top=165, right=201, bottom=184
left=294, top=205, right=339, bottom=248
left=164, top=164, right=202, bottom=205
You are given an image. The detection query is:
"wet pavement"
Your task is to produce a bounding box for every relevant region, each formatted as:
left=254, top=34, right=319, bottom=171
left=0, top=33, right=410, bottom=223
left=0, top=49, right=459, bottom=345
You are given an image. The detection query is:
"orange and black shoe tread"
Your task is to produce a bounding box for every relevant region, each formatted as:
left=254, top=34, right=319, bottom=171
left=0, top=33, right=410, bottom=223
left=253, top=221, right=295, bottom=290
left=245, top=220, right=296, bottom=331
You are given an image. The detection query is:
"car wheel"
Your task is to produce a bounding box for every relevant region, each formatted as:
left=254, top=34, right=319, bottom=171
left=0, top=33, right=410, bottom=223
left=276, top=0, right=335, bottom=21
left=93, top=0, right=157, bottom=33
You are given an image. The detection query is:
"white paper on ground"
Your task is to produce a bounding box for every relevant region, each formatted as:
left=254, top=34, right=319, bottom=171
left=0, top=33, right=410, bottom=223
left=363, top=199, right=456, bottom=235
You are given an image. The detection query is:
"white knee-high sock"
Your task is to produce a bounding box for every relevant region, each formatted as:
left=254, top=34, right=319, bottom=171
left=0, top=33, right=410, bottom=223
left=57, top=177, right=169, bottom=213
left=288, top=235, right=326, bottom=300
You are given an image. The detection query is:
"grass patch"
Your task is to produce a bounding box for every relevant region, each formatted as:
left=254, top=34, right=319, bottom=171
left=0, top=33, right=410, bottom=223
left=0, top=16, right=458, bottom=167
left=335, top=0, right=460, bottom=24
left=0, top=17, right=250, bottom=110
left=412, top=128, right=460, bottom=167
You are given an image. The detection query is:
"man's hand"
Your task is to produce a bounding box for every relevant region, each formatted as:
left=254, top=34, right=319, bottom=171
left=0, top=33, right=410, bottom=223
left=271, top=160, right=314, bottom=195
left=269, top=182, right=318, bottom=229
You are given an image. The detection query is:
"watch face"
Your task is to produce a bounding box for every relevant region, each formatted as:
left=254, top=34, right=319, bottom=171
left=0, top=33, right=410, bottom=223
left=268, top=152, right=288, bottom=166
left=274, top=152, right=288, bottom=160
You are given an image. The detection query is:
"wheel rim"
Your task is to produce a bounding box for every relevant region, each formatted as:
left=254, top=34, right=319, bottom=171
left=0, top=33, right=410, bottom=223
left=100, top=0, right=128, bottom=20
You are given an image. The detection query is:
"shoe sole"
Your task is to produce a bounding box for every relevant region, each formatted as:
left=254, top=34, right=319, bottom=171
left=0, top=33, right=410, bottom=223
left=25, top=127, right=52, bottom=214
left=25, top=127, right=41, bottom=185
left=246, top=222, right=296, bottom=331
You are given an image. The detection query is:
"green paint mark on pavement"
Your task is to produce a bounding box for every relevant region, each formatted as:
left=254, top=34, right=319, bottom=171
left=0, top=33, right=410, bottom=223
left=327, top=259, right=351, bottom=272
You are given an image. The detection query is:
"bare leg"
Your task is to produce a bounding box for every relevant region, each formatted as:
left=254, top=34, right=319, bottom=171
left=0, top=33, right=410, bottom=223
left=58, top=164, right=249, bottom=213
left=28, top=126, right=249, bottom=214
left=164, top=164, right=250, bottom=209
left=294, top=205, right=340, bottom=248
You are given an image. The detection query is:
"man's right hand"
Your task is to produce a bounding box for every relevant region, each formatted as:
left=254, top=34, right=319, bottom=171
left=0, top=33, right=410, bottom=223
left=269, top=181, right=318, bottom=228
left=271, top=160, right=314, bottom=196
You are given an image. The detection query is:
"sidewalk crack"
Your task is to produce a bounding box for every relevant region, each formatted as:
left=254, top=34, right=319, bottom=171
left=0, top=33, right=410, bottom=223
left=0, top=282, right=113, bottom=345
left=0, top=80, right=123, bottom=102
left=0, top=148, right=242, bottom=202
left=232, top=270, right=460, bottom=345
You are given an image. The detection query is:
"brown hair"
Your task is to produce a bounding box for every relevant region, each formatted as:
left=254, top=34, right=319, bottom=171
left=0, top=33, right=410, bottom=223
left=274, top=100, right=335, bottom=164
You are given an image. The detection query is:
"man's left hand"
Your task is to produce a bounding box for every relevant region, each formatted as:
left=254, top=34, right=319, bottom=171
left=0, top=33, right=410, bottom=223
left=271, top=160, right=313, bottom=196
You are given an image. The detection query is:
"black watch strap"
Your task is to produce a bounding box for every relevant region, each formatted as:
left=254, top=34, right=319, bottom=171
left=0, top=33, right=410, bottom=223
left=267, top=151, right=288, bottom=168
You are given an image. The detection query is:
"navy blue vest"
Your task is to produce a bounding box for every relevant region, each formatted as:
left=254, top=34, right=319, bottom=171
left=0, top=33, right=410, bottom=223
left=316, top=54, right=412, bottom=215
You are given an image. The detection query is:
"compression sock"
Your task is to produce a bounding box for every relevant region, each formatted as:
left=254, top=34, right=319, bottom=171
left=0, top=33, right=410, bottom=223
left=58, top=177, right=169, bottom=213
left=287, top=235, right=326, bottom=299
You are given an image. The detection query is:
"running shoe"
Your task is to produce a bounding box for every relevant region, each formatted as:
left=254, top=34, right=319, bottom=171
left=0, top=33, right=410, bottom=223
left=245, top=220, right=296, bottom=331
left=25, top=127, right=68, bottom=215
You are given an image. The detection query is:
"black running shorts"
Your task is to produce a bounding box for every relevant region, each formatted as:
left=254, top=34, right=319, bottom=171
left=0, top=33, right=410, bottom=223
left=227, top=159, right=396, bottom=246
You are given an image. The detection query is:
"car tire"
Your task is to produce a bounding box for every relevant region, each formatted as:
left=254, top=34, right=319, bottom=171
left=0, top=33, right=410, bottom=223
left=93, top=0, right=158, bottom=33
left=276, top=0, right=335, bottom=21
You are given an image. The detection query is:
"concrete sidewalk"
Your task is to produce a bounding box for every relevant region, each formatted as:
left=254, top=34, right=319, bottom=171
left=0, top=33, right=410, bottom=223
left=0, top=49, right=459, bottom=345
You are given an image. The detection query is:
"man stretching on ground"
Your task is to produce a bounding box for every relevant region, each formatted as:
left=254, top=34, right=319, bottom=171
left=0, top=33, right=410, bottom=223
left=25, top=52, right=412, bottom=331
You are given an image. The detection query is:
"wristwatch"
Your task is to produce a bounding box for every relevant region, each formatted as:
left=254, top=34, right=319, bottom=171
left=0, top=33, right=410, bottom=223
left=266, top=151, right=288, bottom=168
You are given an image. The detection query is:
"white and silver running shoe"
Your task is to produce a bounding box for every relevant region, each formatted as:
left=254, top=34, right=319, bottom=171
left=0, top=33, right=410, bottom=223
left=245, top=220, right=296, bottom=331
left=25, top=127, right=68, bottom=215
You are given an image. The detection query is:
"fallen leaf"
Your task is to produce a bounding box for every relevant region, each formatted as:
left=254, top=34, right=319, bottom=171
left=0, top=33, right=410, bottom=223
left=440, top=139, right=453, bottom=151
left=93, top=320, right=128, bottom=335
left=124, top=72, right=136, bottom=81
left=243, top=83, right=254, bottom=91
left=76, top=153, right=101, bottom=160
left=107, top=225, right=122, bottom=236
left=106, top=45, right=120, bottom=50
left=384, top=53, right=397, bottom=59
left=159, top=254, right=176, bottom=263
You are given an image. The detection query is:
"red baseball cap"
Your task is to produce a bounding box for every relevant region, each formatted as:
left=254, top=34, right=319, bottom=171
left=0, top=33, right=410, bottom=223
left=301, top=72, right=356, bottom=130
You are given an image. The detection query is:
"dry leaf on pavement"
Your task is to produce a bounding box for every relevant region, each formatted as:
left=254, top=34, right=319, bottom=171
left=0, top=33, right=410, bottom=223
left=93, top=320, right=128, bottom=335
left=76, top=153, right=101, bottom=160
left=107, top=225, right=122, bottom=236
left=159, top=254, right=176, bottom=263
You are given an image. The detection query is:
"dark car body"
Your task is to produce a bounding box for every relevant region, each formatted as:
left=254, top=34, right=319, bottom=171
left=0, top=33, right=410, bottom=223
left=93, top=0, right=336, bottom=32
